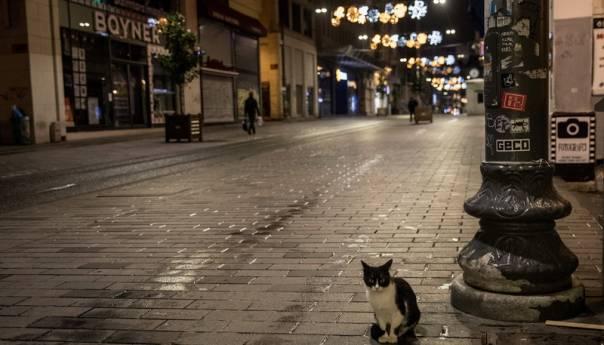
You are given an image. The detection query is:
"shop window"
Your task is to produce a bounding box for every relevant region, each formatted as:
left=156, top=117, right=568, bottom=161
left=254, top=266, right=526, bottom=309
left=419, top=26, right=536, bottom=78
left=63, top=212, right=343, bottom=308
left=199, top=20, right=232, bottom=68
left=306, top=87, right=314, bottom=116
left=111, top=40, right=146, bottom=63
left=283, top=85, right=291, bottom=117
left=234, top=34, right=258, bottom=73
left=303, top=8, right=312, bottom=38
left=296, top=85, right=303, bottom=116
left=61, top=29, right=111, bottom=127
left=152, top=60, right=176, bottom=124
left=292, top=3, right=301, bottom=33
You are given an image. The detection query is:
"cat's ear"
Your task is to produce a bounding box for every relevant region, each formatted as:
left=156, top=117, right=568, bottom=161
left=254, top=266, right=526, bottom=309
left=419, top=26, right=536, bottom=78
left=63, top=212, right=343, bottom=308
left=383, top=259, right=393, bottom=271
left=361, top=260, right=369, bottom=270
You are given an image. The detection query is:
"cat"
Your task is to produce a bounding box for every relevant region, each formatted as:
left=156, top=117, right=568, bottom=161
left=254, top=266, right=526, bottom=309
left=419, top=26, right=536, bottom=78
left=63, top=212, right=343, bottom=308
left=361, top=259, right=421, bottom=344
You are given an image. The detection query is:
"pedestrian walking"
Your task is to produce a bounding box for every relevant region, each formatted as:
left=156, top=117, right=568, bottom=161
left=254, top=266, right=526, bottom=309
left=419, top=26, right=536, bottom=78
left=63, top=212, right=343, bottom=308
left=244, top=92, right=260, bottom=136
left=408, top=98, right=418, bottom=123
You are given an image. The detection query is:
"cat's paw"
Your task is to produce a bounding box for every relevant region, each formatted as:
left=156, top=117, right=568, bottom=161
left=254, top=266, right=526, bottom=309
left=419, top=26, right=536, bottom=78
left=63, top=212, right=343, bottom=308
left=378, top=334, right=397, bottom=344
left=378, top=334, right=390, bottom=343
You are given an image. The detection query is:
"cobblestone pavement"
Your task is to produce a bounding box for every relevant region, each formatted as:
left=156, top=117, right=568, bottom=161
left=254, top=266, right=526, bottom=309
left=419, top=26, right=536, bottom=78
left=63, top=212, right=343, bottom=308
left=0, top=116, right=602, bottom=345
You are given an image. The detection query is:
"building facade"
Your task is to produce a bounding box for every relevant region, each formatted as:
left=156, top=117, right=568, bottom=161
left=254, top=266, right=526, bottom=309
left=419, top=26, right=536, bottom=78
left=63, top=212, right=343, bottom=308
left=0, top=0, right=204, bottom=144
left=198, top=0, right=266, bottom=124
left=551, top=0, right=604, bottom=175
left=259, top=0, right=318, bottom=119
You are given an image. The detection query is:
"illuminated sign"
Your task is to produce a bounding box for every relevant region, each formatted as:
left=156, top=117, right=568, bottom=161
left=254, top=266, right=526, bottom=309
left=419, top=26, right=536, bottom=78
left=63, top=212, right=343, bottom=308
left=94, top=11, right=160, bottom=44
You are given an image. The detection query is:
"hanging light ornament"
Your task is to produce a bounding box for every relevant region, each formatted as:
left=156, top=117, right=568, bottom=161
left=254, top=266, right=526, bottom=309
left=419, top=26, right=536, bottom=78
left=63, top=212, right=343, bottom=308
left=367, top=30, right=441, bottom=50
left=417, top=32, right=428, bottom=45
left=393, top=3, right=408, bottom=18
left=347, top=6, right=360, bottom=23
left=379, top=11, right=391, bottom=24
left=367, top=8, right=380, bottom=23
left=334, top=6, right=345, bottom=18
left=408, top=0, right=428, bottom=19
left=428, top=30, right=443, bottom=45
left=331, top=2, right=424, bottom=26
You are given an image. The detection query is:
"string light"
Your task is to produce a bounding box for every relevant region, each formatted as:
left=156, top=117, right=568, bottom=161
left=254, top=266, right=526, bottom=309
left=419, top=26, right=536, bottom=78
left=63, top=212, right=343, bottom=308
left=368, top=31, right=442, bottom=49
left=331, top=1, right=427, bottom=27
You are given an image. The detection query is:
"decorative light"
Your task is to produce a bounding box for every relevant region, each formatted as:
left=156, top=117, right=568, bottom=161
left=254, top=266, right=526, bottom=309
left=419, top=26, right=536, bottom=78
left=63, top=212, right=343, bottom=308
left=446, top=55, right=456, bottom=65
left=428, top=31, right=443, bottom=45
left=331, top=2, right=424, bottom=27
left=417, top=32, right=428, bottom=45
left=393, top=4, right=408, bottom=18
left=433, top=0, right=446, bottom=3
left=385, top=3, right=394, bottom=13
left=347, top=6, right=360, bottom=22
left=367, top=8, right=380, bottom=23
left=331, top=17, right=341, bottom=27
left=379, top=11, right=391, bottom=23
left=408, top=0, right=428, bottom=20
left=365, top=31, right=441, bottom=50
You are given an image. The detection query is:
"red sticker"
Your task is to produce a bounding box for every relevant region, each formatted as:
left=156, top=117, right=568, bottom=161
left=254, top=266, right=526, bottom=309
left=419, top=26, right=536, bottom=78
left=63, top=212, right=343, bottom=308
left=502, top=92, right=527, bottom=111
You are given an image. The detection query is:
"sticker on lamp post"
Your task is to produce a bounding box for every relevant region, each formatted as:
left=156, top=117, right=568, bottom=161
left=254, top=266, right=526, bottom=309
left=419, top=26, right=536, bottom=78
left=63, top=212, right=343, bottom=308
left=502, top=92, right=527, bottom=111
left=551, top=114, right=596, bottom=164
left=496, top=139, right=531, bottom=152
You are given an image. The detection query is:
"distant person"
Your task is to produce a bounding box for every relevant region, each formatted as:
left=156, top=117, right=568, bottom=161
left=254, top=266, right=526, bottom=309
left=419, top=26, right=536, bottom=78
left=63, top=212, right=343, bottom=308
left=244, top=92, right=260, bottom=136
left=408, top=98, right=418, bottom=122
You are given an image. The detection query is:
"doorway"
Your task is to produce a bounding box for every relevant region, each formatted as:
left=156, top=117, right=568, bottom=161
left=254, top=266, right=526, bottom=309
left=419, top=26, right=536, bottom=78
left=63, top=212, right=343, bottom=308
left=111, top=62, right=149, bottom=127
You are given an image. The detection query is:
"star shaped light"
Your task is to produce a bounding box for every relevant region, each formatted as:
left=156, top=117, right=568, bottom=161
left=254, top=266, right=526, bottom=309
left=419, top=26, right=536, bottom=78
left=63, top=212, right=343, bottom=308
left=428, top=31, right=442, bottom=45
left=408, top=0, right=428, bottom=19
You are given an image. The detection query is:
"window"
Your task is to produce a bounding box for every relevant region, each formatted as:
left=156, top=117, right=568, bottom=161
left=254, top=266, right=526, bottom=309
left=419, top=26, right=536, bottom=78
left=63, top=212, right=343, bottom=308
left=234, top=34, right=258, bottom=73
left=303, top=8, right=312, bottom=37
left=477, top=92, right=484, bottom=104
left=279, top=0, right=290, bottom=29
left=292, top=3, right=301, bottom=33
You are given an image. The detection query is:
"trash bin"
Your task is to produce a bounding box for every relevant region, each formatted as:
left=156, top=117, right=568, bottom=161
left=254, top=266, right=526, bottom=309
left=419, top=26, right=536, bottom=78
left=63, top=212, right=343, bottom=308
left=414, top=106, right=433, bottom=124
left=10, top=105, right=31, bottom=144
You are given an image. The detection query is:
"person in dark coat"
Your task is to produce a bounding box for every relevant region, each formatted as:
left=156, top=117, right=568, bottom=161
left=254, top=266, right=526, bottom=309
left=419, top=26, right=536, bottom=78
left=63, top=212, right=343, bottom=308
left=408, top=98, right=418, bottom=122
left=244, top=92, right=260, bottom=136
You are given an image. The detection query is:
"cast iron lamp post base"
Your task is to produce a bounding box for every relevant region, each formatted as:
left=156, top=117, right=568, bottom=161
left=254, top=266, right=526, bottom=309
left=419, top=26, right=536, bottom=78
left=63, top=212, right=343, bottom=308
left=450, top=162, right=585, bottom=321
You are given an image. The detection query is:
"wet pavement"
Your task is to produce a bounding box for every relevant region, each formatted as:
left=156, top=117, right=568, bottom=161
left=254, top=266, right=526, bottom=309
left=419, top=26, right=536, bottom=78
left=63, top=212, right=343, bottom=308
left=0, top=115, right=602, bottom=345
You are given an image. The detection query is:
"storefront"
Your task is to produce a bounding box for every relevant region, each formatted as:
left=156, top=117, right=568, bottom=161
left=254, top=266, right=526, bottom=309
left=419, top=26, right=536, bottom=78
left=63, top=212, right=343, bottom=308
left=59, top=0, right=174, bottom=130
left=198, top=2, right=266, bottom=123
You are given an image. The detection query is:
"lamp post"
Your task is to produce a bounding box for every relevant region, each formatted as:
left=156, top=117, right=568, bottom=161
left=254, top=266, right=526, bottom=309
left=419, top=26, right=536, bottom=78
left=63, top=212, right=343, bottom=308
left=450, top=0, right=585, bottom=321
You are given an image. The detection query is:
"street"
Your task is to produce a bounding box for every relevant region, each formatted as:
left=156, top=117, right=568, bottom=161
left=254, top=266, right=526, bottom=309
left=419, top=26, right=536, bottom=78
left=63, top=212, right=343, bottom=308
left=0, top=116, right=602, bottom=345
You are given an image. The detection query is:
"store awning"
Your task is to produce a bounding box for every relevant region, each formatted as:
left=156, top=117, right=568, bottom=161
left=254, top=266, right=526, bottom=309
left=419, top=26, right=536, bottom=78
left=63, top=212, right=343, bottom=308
left=199, top=2, right=267, bottom=37
left=319, top=46, right=382, bottom=71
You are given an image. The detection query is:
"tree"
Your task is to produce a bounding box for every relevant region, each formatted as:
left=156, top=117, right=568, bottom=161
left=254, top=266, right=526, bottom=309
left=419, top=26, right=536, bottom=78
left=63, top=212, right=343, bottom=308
left=157, top=13, right=200, bottom=114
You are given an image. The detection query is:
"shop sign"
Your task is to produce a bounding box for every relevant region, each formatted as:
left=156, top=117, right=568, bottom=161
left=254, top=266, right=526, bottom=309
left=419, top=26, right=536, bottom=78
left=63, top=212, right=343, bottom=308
left=593, top=18, right=604, bottom=95
left=551, top=113, right=596, bottom=164
left=94, top=11, right=160, bottom=44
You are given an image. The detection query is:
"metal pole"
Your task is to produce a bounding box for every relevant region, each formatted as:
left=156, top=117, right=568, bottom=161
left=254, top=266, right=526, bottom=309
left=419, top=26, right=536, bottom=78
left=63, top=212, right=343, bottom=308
left=450, top=0, right=585, bottom=322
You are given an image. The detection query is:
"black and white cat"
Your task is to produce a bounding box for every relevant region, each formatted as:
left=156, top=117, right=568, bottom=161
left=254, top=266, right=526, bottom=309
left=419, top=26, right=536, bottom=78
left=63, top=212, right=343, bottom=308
left=361, top=259, right=421, bottom=344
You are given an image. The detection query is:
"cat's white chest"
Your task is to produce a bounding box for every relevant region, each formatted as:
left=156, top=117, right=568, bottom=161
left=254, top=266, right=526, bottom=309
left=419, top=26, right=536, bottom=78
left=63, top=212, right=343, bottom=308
left=366, top=284, right=404, bottom=327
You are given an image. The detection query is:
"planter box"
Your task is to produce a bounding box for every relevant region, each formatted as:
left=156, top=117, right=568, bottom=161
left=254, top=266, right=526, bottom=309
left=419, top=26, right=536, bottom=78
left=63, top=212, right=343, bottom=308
left=415, top=106, right=433, bottom=124
left=165, top=114, right=202, bottom=142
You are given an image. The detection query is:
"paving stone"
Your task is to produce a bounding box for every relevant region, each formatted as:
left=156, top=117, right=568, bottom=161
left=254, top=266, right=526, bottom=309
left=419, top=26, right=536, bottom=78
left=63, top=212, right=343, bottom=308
left=0, top=116, right=600, bottom=345
left=105, top=330, right=182, bottom=344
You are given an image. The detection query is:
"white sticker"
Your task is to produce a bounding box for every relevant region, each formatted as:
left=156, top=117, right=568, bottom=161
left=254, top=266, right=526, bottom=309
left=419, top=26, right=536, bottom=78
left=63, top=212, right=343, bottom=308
left=512, top=19, right=530, bottom=37
left=496, top=139, right=531, bottom=152
left=510, top=118, right=530, bottom=134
